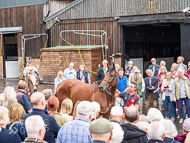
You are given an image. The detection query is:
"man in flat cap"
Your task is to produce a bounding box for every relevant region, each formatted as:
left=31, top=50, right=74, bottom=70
left=130, top=69, right=145, bottom=115
left=89, top=118, right=113, bottom=143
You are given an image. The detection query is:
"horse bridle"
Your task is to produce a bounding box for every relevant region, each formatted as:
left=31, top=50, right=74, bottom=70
left=102, top=70, right=124, bottom=107
left=103, top=70, right=117, bottom=88
left=101, top=70, right=119, bottom=107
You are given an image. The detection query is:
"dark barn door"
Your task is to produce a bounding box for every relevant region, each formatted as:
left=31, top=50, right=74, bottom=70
left=181, top=23, right=190, bottom=65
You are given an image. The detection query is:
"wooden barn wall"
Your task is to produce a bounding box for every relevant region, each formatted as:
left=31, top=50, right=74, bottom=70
left=46, top=0, right=190, bottom=29
left=50, top=17, right=121, bottom=55
left=0, top=5, right=46, bottom=58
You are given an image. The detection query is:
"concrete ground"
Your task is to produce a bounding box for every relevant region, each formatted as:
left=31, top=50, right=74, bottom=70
left=0, top=78, right=184, bottom=134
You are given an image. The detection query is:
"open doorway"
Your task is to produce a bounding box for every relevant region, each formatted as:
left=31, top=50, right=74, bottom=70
left=124, top=23, right=181, bottom=77
left=3, top=34, right=19, bottom=78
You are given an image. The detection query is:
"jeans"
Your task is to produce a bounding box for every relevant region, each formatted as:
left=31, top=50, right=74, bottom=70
left=162, top=101, right=165, bottom=108
left=165, top=96, right=176, bottom=118
left=177, top=97, right=190, bottom=119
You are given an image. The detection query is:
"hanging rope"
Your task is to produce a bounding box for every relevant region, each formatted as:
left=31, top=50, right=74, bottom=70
left=36, top=38, right=48, bottom=69
left=0, top=34, right=2, bottom=56
left=60, top=36, right=97, bottom=74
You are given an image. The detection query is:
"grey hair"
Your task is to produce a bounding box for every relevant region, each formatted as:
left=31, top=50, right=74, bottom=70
left=110, top=122, right=124, bottom=143
left=91, top=132, right=111, bottom=140
left=128, top=61, right=133, bottom=65
left=138, top=115, right=150, bottom=123
left=2, top=86, right=17, bottom=108
left=102, top=59, right=108, bottom=64
left=160, top=119, right=178, bottom=138
left=92, top=101, right=101, bottom=114
left=146, top=69, right=152, bottom=74
left=178, top=56, right=184, bottom=62
left=25, top=115, right=45, bottom=137
left=136, top=121, right=149, bottom=131
left=69, top=62, right=74, bottom=67
left=77, top=101, right=93, bottom=117
left=160, top=66, right=166, bottom=70
left=124, top=105, right=139, bottom=123
left=148, top=121, right=165, bottom=140
left=160, top=60, right=166, bottom=66
left=111, top=106, right=123, bottom=117
left=188, top=61, right=190, bottom=66
left=178, top=67, right=185, bottom=75
left=0, top=106, right=9, bottom=125
left=147, top=108, right=164, bottom=122
left=30, top=92, right=45, bottom=106
left=42, top=89, right=53, bottom=100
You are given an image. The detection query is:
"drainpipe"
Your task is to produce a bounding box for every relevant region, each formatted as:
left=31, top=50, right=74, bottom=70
left=41, top=21, right=51, bottom=47
left=44, top=0, right=51, bottom=19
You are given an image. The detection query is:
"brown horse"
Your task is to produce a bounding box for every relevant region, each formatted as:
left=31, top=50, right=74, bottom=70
left=56, top=66, right=118, bottom=119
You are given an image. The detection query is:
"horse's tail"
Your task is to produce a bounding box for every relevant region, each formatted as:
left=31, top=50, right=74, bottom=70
left=72, top=100, right=80, bottom=120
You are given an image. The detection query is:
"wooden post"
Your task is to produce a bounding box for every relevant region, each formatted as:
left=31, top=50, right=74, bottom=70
left=106, top=38, right=111, bottom=65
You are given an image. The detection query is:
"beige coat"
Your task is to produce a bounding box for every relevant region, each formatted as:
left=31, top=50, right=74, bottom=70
left=161, top=79, right=174, bottom=101
left=26, top=73, right=40, bottom=100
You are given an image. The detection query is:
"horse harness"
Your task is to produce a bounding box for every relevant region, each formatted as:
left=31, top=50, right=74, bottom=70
left=92, top=70, right=120, bottom=113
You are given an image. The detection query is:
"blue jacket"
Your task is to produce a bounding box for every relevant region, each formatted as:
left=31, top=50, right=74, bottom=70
left=23, top=109, right=60, bottom=143
left=77, top=70, right=89, bottom=84
left=6, top=123, right=26, bottom=141
left=0, top=127, right=22, bottom=143
left=144, top=76, right=159, bottom=100
left=117, top=75, right=129, bottom=92
left=148, top=63, right=160, bottom=77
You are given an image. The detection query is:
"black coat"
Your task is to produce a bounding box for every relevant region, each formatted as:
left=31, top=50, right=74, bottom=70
left=121, top=123, right=148, bottom=143
left=23, top=109, right=60, bottom=143
left=95, top=67, right=105, bottom=83
left=146, top=139, right=164, bottom=143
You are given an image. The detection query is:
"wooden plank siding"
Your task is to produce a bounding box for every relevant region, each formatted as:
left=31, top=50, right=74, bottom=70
left=45, top=0, right=190, bottom=29
left=50, top=17, right=121, bottom=55
left=0, top=5, right=46, bottom=58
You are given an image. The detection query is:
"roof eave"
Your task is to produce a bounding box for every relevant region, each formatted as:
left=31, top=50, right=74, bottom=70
left=43, top=0, right=84, bottom=23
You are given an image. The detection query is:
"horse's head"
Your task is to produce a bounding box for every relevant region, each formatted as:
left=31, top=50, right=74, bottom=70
left=99, top=65, right=118, bottom=92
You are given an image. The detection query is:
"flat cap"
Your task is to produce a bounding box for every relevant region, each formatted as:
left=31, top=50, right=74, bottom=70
left=89, top=118, right=113, bottom=134
left=134, top=69, right=140, bottom=73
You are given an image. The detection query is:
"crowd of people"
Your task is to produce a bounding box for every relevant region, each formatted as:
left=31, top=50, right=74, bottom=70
left=0, top=56, right=190, bottom=143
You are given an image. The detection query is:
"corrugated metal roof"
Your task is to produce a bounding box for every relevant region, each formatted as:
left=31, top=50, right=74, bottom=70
left=0, top=0, right=48, bottom=9
left=44, top=0, right=190, bottom=29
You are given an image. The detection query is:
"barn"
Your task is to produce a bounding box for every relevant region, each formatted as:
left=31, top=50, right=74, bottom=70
left=0, top=0, right=74, bottom=79
left=1, top=0, right=190, bottom=83
left=43, top=0, right=190, bottom=81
